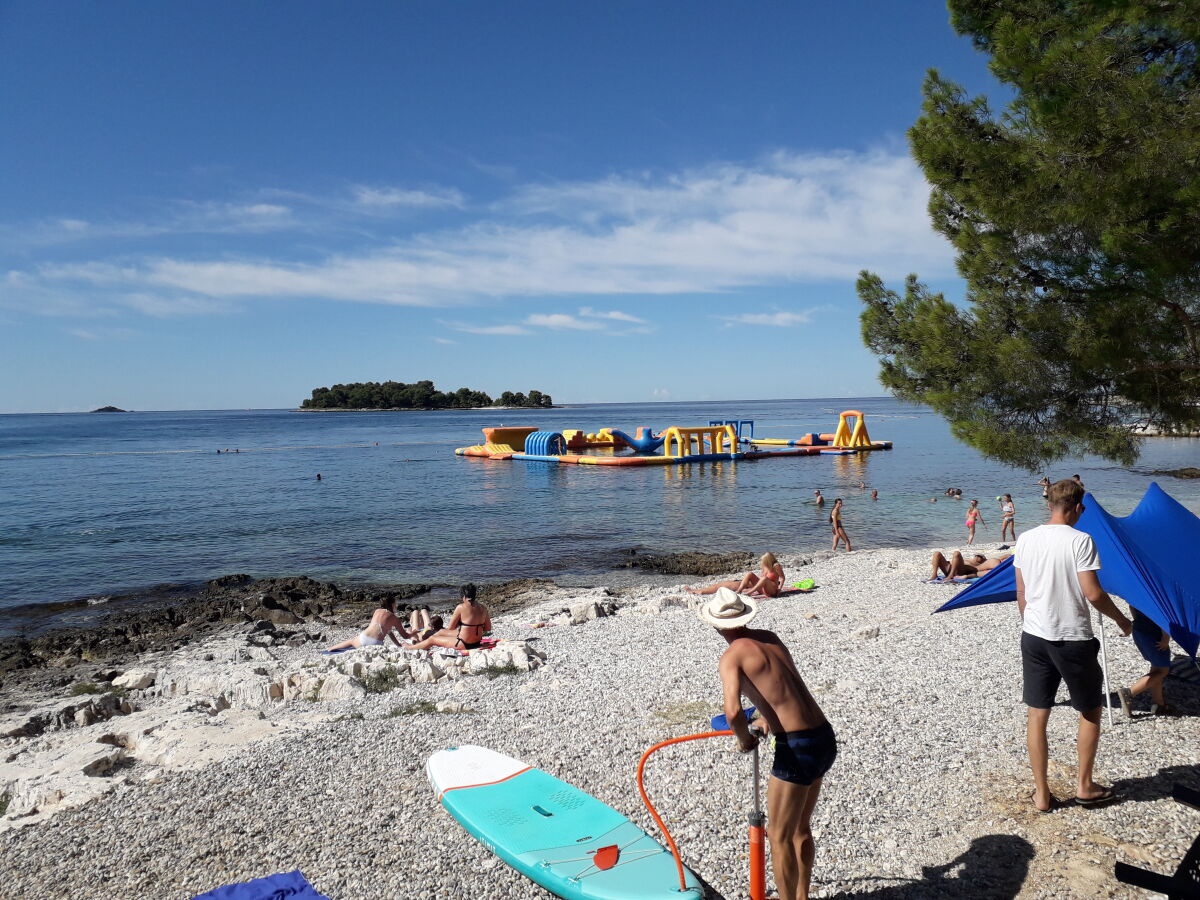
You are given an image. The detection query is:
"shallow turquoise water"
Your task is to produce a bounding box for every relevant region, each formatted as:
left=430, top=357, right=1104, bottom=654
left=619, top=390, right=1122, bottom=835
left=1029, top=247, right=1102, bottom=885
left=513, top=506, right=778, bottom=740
left=1, top=398, right=1196, bottom=622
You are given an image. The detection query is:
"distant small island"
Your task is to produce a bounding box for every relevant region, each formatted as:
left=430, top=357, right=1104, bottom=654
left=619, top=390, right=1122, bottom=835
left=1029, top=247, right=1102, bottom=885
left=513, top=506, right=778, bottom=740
left=300, top=380, right=553, bottom=411
left=92, top=406, right=127, bottom=413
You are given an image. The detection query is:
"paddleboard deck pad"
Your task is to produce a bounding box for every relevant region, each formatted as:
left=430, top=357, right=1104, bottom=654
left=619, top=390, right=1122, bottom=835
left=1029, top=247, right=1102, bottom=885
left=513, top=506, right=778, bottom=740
left=427, top=745, right=703, bottom=899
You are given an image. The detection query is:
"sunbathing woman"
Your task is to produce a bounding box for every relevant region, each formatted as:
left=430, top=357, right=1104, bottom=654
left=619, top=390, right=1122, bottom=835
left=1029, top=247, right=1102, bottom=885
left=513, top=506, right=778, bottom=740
left=406, top=584, right=492, bottom=651
left=929, top=550, right=1011, bottom=580
left=407, top=607, right=437, bottom=637
left=686, top=552, right=785, bottom=597
left=325, top=597, right=409, bottom=652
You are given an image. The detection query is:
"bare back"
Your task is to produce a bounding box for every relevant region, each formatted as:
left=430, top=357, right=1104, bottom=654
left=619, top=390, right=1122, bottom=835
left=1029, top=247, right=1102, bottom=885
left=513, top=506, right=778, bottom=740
left=451, top=600, right=491, bottom=640
left=364, top=608, right=404, bottom=639
left=720, top=628, right=825, bottom=734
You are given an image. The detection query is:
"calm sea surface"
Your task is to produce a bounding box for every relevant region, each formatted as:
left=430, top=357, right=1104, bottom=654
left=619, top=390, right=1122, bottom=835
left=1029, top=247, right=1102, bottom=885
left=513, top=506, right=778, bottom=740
left=1, top=398, right=1197, bottom=629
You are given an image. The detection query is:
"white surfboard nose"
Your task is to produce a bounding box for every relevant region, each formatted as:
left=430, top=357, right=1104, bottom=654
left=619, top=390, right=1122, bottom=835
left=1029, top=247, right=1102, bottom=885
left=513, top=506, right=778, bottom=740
left=426, top=744, right=531, bottom=800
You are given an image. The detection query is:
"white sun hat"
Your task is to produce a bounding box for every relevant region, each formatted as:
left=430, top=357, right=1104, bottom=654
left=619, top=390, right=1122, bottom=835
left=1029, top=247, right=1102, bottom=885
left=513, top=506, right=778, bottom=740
left=697, top=586, right=759, bottom=630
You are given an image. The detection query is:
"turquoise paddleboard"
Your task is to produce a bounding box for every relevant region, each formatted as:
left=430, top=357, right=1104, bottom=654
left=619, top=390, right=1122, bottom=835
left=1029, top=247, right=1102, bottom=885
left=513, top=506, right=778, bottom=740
left=426, top=745, right=704, bottom=899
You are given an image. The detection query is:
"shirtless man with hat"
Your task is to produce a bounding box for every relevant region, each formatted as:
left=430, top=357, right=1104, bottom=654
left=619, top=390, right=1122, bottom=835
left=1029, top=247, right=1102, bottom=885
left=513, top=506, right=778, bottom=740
left=700, top=587, right=834, bottom=900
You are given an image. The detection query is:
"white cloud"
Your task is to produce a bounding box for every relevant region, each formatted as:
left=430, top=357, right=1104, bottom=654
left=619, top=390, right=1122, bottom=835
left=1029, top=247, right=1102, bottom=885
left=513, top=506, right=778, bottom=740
left=7, top=149, right=953, bottom=316
left=236, top=203, right=290, bottom=218
left=442, top=320, right=531, bottom=336
left=579, top=306, right=645, bottom=323
left=524, top=313, right=604, bottom=331
left=432, top=336, right=458, bottom=345
left=715, top=310, right=816, bottom=327
left=352, top=185, right=465, bottom=210
left=116, top=293, right=229, bottom=318
left=68, top=326, right=137, bottom=340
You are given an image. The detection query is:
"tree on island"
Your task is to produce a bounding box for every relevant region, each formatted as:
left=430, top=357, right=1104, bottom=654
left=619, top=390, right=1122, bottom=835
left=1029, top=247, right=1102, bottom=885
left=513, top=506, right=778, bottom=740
left=858, top=0, right=1200, bottom=469
left=300, top=381, right=552, bottom=410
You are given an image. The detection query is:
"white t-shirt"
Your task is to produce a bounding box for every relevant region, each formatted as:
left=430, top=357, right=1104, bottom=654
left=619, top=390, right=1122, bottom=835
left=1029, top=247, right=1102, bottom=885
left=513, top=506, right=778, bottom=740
left=1014, top=523, right=1100, bottom=641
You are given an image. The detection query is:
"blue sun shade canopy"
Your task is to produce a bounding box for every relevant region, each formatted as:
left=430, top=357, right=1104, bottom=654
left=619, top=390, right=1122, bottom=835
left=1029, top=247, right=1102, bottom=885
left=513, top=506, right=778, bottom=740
left=935, top=483, right=1200, bottom=658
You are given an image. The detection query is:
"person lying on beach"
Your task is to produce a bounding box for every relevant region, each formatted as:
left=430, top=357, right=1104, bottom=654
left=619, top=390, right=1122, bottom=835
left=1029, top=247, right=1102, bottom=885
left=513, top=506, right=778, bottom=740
left=686, top=553, right=785, bottom=598
left=405, top=583, right=492, bottom=650
left=325, top=597, right=409, bottom=652
left=407, top=608, right=444, bottom=641
left=930, top=550, right=1011, bottom=580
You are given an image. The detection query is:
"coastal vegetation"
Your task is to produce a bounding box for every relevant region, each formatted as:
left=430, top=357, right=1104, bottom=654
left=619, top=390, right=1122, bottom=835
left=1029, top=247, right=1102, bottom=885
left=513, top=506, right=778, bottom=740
left=859, top=0, right=1200, bottom=469
left=300, top=380, right=553, bottom=410
left=389, top=700, right=441, bottom=716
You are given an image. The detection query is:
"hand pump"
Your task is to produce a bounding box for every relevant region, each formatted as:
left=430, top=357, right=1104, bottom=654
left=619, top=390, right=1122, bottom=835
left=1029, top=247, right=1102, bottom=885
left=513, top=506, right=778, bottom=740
left=636, top=707, right=767, bottom=899
left=748, top=738, right=767, bottom=900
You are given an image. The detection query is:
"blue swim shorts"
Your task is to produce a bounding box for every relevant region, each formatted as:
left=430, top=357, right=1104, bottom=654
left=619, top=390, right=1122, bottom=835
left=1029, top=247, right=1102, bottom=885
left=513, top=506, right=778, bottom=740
left=1132, top=624, right=1171, bottom=668
left=771, top=721, right=837, bottom=786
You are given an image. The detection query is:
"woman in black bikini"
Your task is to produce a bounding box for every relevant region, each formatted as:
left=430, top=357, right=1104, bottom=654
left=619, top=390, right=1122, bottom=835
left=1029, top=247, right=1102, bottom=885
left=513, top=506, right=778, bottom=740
left=406, top=584, right=492, bottom=651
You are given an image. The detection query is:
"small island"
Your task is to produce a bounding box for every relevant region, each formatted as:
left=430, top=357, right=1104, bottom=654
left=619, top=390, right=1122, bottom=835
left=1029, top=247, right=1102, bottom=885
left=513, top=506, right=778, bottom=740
left=300, top=380, right=553, bottom=411
left=91, top=406, right=127, bottom=413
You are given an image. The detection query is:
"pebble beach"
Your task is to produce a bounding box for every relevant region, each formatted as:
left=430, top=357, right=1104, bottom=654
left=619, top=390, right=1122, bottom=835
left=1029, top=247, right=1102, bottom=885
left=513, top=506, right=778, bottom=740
left=1, top=546, right=1197, bottom=900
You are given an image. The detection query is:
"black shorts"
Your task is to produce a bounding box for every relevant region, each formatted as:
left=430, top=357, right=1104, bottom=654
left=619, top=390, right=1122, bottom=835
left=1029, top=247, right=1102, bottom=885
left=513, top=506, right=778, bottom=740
left=1021, top=631, right=1102, bottom=711
left=772, top=722, right=837, bottom=786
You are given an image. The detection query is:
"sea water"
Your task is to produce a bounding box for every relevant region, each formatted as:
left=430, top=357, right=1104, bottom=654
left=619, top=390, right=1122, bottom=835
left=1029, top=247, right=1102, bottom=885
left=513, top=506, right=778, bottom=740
left=1, top=398, right=1197, bottom=628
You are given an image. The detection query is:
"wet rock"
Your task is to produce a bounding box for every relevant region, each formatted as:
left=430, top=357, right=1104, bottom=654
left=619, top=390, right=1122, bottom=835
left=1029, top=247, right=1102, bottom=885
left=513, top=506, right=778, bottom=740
left=620, top=550, right=755, bottom=576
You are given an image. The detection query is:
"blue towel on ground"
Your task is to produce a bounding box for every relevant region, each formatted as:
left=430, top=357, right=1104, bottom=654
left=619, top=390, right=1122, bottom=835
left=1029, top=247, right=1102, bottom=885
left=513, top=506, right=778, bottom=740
left=191, top=870, right=330, bottom=900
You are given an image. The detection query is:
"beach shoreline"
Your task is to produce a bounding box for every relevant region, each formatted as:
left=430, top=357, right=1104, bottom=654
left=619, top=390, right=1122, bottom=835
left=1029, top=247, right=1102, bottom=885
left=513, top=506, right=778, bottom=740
left=1, top=545, right=1195, bottom=899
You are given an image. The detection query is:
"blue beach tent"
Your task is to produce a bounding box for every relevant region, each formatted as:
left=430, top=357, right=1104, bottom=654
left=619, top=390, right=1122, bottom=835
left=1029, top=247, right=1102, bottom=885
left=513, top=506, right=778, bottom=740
left=935, top=483, right=1200, bottom=660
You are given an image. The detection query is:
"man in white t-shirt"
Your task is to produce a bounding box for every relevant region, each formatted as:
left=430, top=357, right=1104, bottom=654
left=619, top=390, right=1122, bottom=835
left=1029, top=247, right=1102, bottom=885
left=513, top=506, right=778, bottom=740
left=1014, top=479, right=1132, bottom=812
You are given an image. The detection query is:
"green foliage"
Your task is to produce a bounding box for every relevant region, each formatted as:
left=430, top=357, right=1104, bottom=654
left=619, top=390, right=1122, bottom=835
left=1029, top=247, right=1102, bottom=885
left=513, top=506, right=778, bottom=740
left=483, top=662, right=522, bottom=680
left=361, top=668, right=404, bottom=694
left=300, top=380, right=553, bottom=410
left=389, top=700, right=440, bottom=716
left=68, top=682, right=101, bottom=696
left=0, top=793, right=9, bottom=817
left=859, top=1, right=1200, bottom=469
left=389, top=700, right=473, bottom=715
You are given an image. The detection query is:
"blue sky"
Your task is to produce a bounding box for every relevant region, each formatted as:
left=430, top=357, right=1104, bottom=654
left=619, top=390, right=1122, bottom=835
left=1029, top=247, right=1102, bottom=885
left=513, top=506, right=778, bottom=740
left=1, top=2, right=999, bottom=412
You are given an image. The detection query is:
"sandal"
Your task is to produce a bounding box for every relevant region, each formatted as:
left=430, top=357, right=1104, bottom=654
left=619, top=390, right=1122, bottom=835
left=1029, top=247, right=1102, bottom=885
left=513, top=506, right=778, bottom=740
left=1031, top=790, right=1057, bottom=813
left=1076, top=788, right=1117, bottom=808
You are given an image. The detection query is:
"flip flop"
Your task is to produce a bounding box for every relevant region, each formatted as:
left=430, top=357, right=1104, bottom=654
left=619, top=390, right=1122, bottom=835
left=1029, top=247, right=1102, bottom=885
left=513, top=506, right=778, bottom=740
left=1076, top=788, right=1117, bottom=808
left=1031, top=790, right=1057, bottom=813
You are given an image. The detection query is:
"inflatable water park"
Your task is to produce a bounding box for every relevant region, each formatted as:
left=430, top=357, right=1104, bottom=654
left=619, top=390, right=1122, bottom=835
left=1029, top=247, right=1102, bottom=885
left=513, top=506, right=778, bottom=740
left=455, top=410, right=892, bottom=467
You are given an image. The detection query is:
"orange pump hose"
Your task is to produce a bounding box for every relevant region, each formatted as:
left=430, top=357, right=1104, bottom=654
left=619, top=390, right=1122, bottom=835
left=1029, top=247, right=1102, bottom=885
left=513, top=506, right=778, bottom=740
left=636, top=729, right=732, bottom=893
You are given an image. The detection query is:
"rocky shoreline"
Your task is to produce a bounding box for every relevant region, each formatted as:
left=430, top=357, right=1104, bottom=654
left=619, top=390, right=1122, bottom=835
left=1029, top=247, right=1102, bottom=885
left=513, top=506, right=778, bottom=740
left=1, top=547, right=1196, bottom=899
left=0, top=551, right=746, bottom=691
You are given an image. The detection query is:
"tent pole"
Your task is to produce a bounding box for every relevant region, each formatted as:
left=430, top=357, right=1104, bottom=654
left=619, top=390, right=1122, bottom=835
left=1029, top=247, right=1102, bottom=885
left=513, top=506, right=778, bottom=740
left=1097, top=611, right=1113, bottom=726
